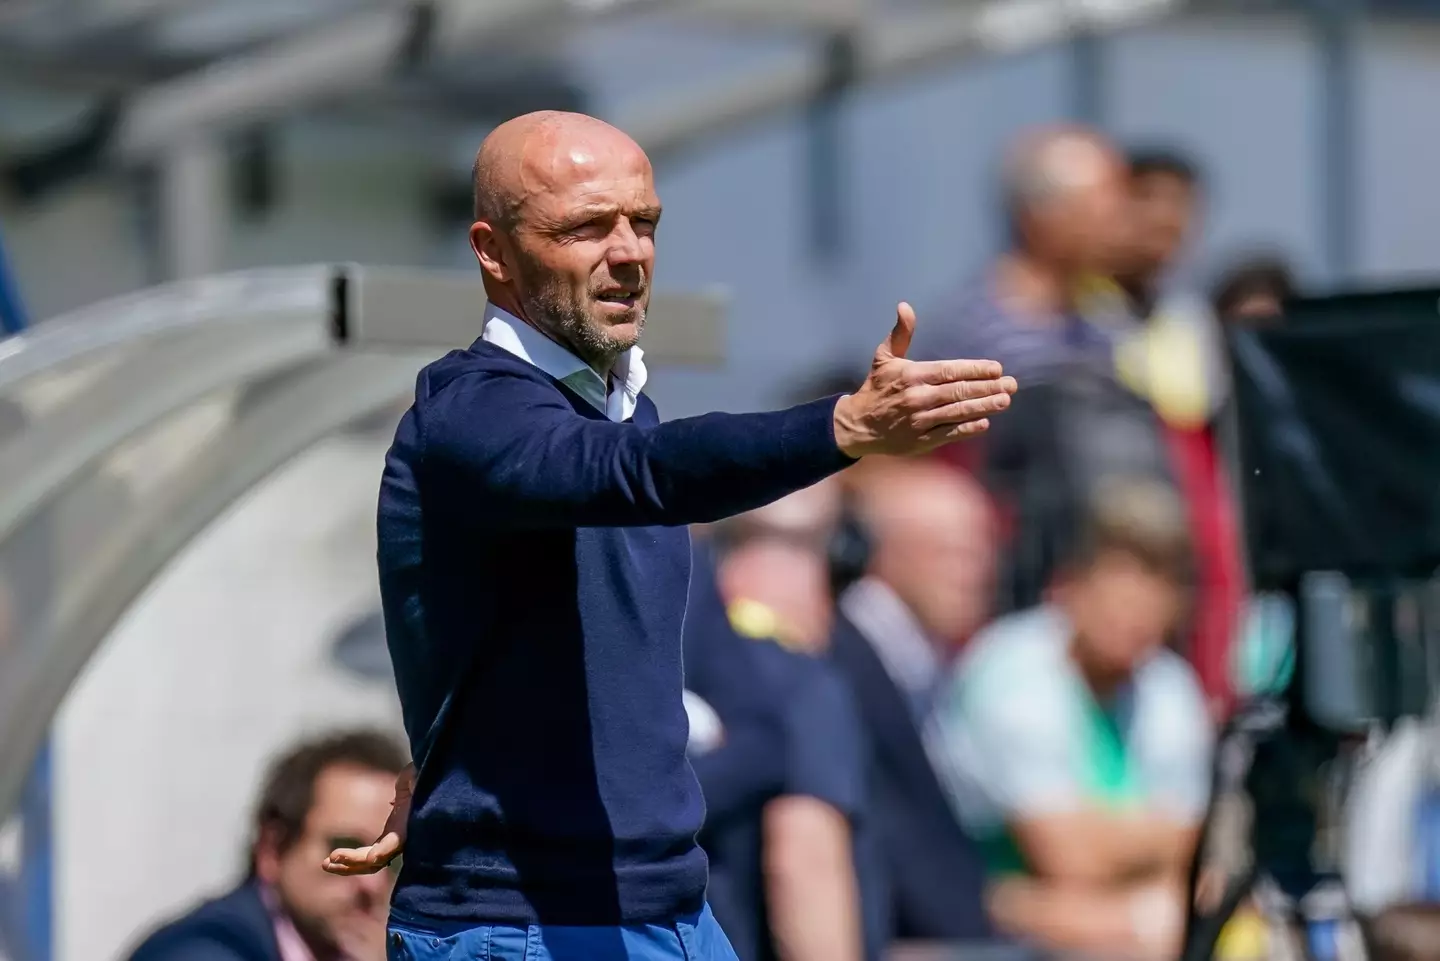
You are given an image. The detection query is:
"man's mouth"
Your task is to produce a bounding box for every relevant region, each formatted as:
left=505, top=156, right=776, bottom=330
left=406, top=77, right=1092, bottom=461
left=595, top=290, right=642, bottom=306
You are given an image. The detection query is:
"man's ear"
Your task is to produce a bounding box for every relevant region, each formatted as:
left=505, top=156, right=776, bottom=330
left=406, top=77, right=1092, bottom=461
left=470, top=222, right=512, bottom=284
left=252, top=823, right=284, bottom=884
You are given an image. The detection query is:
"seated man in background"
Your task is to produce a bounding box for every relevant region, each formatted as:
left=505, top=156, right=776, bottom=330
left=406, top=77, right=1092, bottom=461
left=931, top=480, right=1213, bottom=961
left=829, top=457, right=994, bottom=943
left=703, top=480, right=869, bottom=961
left=128, top=730, right=406, bottom=961
left=682, top=538, right=788, bottom=819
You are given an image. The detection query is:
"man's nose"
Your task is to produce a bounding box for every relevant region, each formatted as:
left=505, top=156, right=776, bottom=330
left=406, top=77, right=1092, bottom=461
left=607, top=220, right=646, bottom=266
left=350, top=867, right=393, bottom=901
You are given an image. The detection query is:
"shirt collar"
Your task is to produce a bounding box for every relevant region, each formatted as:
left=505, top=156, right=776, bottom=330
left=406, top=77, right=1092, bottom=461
left=480, top=303, right=646, bottom=422
left=258, top=883, right=320, bottom=961
left=839, top=577, right=942, bottom=697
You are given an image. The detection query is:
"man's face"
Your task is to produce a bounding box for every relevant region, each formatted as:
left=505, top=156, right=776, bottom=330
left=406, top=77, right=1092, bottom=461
left=1064, top=552, right=1183, bottom=680
left=1130, top=170, right=1197, bottom=275
left=478, top=135, right=660, bottom=369
left=719, top=538, right=834, bottom=651
left=871, top=484, right=995, bottom=648
left=255, top=764, right=396, bottom=956
left=1032, top=151, right=1131, bottom=274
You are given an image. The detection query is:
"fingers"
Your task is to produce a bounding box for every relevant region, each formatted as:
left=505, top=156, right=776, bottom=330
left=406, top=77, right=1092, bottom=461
left=907, top=377, right=1017, bottom=408
left=875, top=302, right=917, bottom=363
left=916, top=418, right=991, bottom=450
left=906, top=358, right=1008, bottom=386
left=900, top=374, right=1015, bottom=433
left=322, top=832, right=403, bottom=876
left=909, top=391, right=1012, bottom=433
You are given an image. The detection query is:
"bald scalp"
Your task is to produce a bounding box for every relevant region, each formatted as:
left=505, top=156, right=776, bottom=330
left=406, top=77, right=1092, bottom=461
left=1002, top=125, right=1119, bottom=219
left=470, top=110, right=647, bottom=227
left=850, top=457, right=992, bottom=538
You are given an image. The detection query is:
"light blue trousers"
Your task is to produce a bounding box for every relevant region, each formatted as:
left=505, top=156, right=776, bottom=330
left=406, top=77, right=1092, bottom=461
left=387, top=905, right=740, bottom=961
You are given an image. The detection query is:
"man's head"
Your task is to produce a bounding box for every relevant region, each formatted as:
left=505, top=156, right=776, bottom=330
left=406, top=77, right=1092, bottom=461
left=714, top=479, right=841, bottom=652
left=1126, top=148, right=1202, bottom=280
left=1055, top=480, right=1193, bottom=686
left=1212, top=255, right=1296, bottom=326
left=251, top=730, right=407, bottom=956
left=1003, top=126, right=1131, bottom=276
left=469, top=110, right=660, bottom=374
left=853, top=458, right=996, bottom=651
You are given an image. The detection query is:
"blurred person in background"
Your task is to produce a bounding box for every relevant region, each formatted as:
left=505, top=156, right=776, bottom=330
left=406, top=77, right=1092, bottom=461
left=1111, top=147, right=1246, bottom=719
left=931, top=481, right=1213, bottom=961
left=1115, top=149, right=1203, bottom=319
left=127, top=730, right=406, bottom=961
left=918, top=125, right=1133, bottom=387
left=682, top=535, right=789, bottom=815
left=828, top=458, right=996, bottom=943
left=714, top=481, right=840, bottom=654
left=681, top=539, right=789, bottom=961
left=1211, top=255, right=1296, bottom=327
left=916, top=126, right=1167, bottom=614
left=701, top=480, right=869, bottom=961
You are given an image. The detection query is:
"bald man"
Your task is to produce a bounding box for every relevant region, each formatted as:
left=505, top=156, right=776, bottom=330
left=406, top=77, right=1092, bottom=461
left=918, top=125, right=1132, bottom=382
left=323, top=111, right=1014, bottom=960
left=829, top=459, right=997, bottom=944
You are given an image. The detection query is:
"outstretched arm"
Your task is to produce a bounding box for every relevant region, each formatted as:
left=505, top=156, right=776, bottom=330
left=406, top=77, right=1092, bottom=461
left=422, top=304, right=1016, bottom=530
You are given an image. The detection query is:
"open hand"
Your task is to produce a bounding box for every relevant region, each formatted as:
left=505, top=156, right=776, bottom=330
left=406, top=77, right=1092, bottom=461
left=832, top=303, right=1016, bottom=459
left=323, top=763, right=414, bottom=876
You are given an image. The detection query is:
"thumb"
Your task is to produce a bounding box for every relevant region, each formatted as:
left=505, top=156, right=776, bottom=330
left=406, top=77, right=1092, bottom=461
left=876, top=302, right=916, bottom=363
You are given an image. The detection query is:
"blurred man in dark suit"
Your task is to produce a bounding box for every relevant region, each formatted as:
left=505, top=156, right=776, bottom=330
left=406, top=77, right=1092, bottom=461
left=829, top=458, right=997, bottom=943
left=126, top=731, right=405, bottom=961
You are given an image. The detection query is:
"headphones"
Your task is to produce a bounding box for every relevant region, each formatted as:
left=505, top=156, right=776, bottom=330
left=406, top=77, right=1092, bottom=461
left=826, top=497, right=874, bottom=598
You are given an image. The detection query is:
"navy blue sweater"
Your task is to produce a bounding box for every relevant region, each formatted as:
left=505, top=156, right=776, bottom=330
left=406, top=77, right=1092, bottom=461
left=377, top=340, right=854, bottom=928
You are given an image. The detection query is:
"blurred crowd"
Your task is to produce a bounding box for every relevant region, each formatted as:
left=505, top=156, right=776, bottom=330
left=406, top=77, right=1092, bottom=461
left=674, top=124, right=1287, bottom=961
left=110, top=123, right=1320, bottom=961
left=672, top=124, right=1319, bottom=961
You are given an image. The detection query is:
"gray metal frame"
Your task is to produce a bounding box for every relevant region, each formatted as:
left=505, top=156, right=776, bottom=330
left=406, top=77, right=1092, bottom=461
left=0, top=264, right=728, bottom=821
left=346, top=265, right=727, bottom=365
left=623, top=0, right=1213, bottom=159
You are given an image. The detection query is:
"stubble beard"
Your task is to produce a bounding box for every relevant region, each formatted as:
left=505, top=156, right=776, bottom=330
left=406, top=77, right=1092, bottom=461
left=519, top=261, right=645, bottom=375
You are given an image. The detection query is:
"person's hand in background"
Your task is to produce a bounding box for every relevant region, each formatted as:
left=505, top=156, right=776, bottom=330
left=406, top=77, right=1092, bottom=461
left=322, top=763, right=414, bottom=876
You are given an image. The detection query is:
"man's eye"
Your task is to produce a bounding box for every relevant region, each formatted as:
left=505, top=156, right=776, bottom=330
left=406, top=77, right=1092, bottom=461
left=569, top=220, right=608, bottom=237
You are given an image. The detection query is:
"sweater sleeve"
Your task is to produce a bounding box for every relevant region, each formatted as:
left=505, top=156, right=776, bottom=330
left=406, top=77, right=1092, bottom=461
left=420, top=370, right=855, bottom=529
